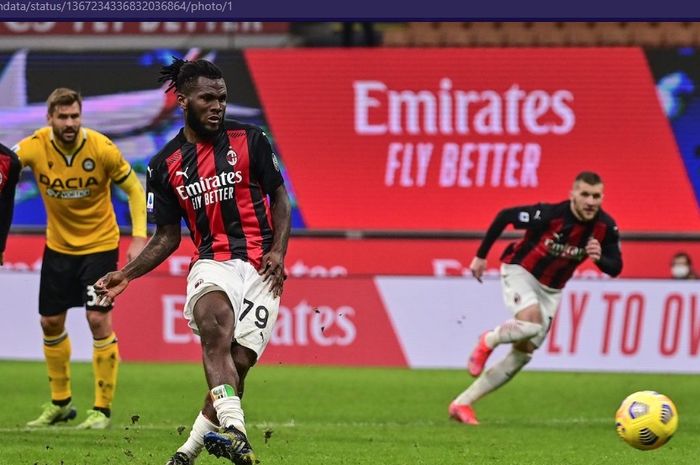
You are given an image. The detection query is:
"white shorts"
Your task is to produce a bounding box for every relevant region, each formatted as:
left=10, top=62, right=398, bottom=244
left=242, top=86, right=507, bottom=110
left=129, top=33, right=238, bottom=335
left=500, top=263, right=562, bottom=347
left=184, top=259, right=280, bottom=357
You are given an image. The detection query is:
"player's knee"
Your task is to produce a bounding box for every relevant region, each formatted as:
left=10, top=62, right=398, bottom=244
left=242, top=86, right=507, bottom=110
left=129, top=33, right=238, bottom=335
left=85, top=310, right=111, bottom=333
left=508, top=348, right=532, bottom=370
left=40, top=315, right=65, bottom=335
left=513, top=339, right=538, bottom=354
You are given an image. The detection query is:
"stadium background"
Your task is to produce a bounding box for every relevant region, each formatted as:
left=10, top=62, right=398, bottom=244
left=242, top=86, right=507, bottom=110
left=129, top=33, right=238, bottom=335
left=1, top=22, right=700, bottom=373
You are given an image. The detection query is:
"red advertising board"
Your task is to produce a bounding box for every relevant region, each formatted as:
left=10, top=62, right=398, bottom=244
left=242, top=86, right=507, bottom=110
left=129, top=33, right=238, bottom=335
left=107, top=276, right=407, bottom=365
left=247, top=49, right=700, bottom=232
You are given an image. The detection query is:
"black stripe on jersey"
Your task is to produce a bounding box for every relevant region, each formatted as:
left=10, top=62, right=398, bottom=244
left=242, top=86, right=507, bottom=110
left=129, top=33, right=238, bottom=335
left=246, top=134, right=274, bottom=254
left=213, top=132, right=248, bottom=261
left=50, top=137, right=87, bottom=167
left=181, top=143, right=215, bottom=260
left=114, top=168, right=132, bottom=184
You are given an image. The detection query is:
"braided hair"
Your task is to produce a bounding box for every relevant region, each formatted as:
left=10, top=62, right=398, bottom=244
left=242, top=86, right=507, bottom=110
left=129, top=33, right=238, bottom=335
left=158, top=57, right=224, bottom=94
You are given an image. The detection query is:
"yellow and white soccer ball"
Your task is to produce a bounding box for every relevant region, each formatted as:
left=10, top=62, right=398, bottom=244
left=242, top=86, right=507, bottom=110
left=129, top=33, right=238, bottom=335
left=615, top=390, right=678, bottom=450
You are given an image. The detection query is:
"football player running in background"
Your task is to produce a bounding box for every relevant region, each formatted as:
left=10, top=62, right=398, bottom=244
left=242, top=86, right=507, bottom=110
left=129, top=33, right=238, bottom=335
left=450, top=171, right=622, bottom=425
left=94, top=58, right=291, bottom=465
left=0, top=142, right=20, bottom=265
left=16, top=88, right=147, bottom=429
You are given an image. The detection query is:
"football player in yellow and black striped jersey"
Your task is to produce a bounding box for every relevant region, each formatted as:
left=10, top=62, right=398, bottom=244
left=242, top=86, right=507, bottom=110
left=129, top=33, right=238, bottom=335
left=14, top=88, right=147, bottom=430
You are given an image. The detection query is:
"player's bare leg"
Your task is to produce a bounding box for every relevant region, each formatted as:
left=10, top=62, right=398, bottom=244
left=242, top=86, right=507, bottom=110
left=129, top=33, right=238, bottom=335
left=452, top=304, right=541, bottom=424
left=193, top=291, right=256, bottom=465
left=172, top=344, right=258, bottom=464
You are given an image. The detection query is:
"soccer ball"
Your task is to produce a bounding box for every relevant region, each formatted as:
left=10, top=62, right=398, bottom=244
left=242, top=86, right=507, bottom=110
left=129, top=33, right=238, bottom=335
left=615, top=390, right=678, bottom=450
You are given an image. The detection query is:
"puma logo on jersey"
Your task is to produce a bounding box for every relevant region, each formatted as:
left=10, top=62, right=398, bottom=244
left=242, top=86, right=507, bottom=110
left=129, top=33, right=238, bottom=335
left=175, top=170, right=189, bottom=179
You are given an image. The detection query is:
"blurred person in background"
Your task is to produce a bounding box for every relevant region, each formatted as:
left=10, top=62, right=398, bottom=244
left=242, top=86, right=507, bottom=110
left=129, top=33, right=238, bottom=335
left=670, top=251, right=696, bottom=279
left=94, top=58, right=291, bottom=465
left=15, top=88, right=147, bottom=429
left=449, top=171, right=622, bottom=425
left=0, top=142, right=20, bottom=265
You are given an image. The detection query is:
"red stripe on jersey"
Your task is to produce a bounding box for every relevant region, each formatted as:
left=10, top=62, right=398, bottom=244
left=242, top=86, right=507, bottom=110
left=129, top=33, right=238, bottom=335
left=519, top=217, right=566, bottom=273
left=0, top=155, right=9, bottom=192
left=592, top=220, right=608, bottom=243
left=228, top=130, right=265, bottom=269
left=196, top=142, right=230, bottom=259
left=166, top=150, right=201, bottom=255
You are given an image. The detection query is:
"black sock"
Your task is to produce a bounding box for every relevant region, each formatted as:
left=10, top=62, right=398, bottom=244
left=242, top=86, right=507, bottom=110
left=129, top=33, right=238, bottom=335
left=93, top=407, right=111, bottom=418
left=52, top=397, right=71, bottom=407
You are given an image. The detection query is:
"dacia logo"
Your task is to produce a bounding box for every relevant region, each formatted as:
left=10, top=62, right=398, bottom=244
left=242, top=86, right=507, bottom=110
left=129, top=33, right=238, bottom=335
left=39, top=174, right=98, bottom=189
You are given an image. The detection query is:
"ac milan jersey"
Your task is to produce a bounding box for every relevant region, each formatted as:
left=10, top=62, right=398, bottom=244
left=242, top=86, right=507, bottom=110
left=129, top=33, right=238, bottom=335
left=147, top=121, right=284, bottom=268
left=0, top=142, right=20, bottom=253
left=476, top=201, right=622, bottom=289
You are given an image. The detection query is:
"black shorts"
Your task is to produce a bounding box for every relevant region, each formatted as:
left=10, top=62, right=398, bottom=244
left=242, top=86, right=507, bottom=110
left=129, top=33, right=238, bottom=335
left=39, top=247, right=118, bottom=316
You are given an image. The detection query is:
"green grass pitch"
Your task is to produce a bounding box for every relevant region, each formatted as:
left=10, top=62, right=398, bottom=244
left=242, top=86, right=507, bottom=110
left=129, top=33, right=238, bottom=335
left=1, top=361, right=698, bottom=464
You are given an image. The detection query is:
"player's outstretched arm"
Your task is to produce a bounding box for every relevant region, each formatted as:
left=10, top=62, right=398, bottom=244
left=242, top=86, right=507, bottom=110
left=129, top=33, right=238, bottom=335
left=259, top=184, right=291, bottom=298
left=470, top=205, right=531, bottom=282
left=94, top=223, right=181, bottom=301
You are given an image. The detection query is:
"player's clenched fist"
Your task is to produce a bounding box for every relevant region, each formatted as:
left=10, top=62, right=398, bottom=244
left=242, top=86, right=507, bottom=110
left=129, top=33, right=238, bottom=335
left=586, top=237, right=602, bottom=262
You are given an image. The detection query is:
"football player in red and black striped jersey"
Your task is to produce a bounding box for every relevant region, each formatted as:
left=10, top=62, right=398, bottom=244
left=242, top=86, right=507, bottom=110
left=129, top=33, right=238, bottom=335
left=449, top=171, right=622, bottom=425
left=0, top=142, right=20, bottom=266
left=95, top=58, right=291, bottom=465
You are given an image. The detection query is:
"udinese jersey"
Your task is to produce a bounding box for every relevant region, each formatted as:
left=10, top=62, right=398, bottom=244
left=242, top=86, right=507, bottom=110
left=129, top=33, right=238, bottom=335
left=147, top=121, right=284, bottom=269
left=476, top=200, right=622, bottom=289
left=14, top=127, right=134, bottom=255
left=0, top=143, right=21, bottom=253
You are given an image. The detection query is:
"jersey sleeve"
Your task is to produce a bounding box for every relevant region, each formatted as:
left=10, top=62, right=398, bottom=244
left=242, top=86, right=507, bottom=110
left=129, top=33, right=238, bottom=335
left=475, top=203, right=549, bottom=258
left=12, top=133, right=40, bottom=169
left=595, top=220, right=623, bottom=277
left=0, top=145, right=21, bottom=253
left=100, top=136, right=133, bottom=184
left=250, top=129, right=284, bottom=195
left=146, top=159, right=182, bottom=225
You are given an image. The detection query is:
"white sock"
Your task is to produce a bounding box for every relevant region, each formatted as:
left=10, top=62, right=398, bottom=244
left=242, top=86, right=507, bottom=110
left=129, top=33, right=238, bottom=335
left=211, top=384, right=246, bottom=434
left=484, top=320, right=542, bottom=349
left=455, top=349, right=532, bottom=405
left=177, top=411, right=218, bottom=459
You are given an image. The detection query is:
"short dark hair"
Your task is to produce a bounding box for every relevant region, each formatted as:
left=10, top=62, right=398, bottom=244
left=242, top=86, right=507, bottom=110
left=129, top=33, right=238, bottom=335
left=47, top=88, right=82, bottom=115
left=574, top=171, right=603, bottom=185
left=672, top=251, right=692, bottom=265
left=158, top=57, right=223, bottom=94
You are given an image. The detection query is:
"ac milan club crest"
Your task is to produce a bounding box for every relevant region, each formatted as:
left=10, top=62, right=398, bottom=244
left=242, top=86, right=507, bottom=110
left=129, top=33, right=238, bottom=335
left=226, top=149, right=238, bottom=166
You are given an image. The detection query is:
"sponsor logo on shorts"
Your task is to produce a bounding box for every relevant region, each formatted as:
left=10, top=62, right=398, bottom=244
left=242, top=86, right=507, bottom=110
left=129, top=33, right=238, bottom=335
left=194, top=278, right=204, bottom=289
left=513, top=292, right=521, bottom=305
